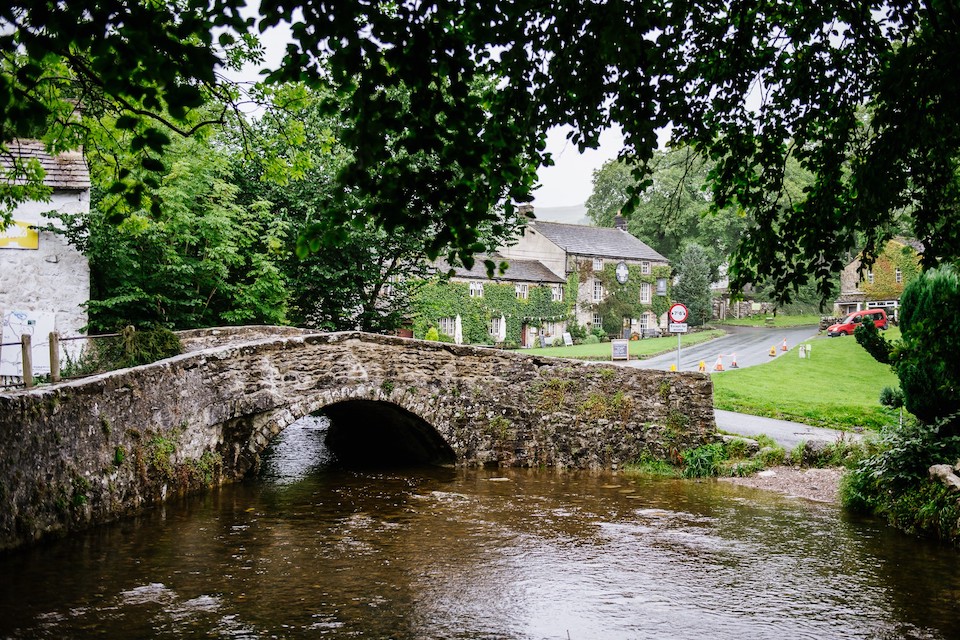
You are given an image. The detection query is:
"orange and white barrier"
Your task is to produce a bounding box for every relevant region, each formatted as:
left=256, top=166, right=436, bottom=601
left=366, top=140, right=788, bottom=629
left=714, top=355, right=724, bottom=371
left=781, top=337, right=788, bottom=352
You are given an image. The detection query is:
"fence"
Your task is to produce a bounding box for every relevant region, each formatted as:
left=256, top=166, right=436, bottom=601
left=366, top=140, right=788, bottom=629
left=0, top=328, right=131, bottom=390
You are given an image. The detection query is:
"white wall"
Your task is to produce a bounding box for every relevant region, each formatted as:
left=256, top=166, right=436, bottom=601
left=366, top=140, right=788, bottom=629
left=0, top=189, right=91, bottom=340
left=498, top=226, right=567, bottom=278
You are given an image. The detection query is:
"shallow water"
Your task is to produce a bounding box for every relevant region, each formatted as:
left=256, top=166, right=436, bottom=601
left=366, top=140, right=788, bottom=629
left=1, top=416, right=958, bottom=639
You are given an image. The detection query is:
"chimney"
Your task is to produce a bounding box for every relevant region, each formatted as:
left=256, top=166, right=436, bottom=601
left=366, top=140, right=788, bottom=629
left=614, top=211, right=627, bottom=231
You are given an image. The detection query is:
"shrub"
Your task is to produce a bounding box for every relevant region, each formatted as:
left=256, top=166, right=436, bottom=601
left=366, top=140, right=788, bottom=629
left=424, top=327, right=440, bottom=341
left=551, top=336, right=564, bottom=347
left=584, top=334, right=600, bottom=345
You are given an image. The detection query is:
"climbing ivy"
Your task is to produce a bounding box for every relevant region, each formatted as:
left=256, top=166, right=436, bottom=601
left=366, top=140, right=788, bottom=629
left=592, top=263, right=672, bottom=336
left=411, top=275, right=577, bottom=345
left=860, top=240, right=922, bottom=303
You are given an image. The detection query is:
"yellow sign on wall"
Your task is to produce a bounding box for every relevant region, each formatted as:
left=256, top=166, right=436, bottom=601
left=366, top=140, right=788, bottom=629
left=0, top=221, right=39, bottom=249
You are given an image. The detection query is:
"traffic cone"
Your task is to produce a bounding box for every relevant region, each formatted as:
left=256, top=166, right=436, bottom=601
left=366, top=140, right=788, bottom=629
left=714, top=355, right=724, bottom=371
left=781, top=338, right=788, bottom=352
left=769, top=345, right=776, bottom=357
left=730, top=353, right=739, bottom=368
left=698, top=360, right=706, bottom=372
left=669, top=364, right=677, bottom=372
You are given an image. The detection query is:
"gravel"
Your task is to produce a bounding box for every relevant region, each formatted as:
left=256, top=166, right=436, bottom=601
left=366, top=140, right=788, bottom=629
left=719, top=466, right=844, bottom=503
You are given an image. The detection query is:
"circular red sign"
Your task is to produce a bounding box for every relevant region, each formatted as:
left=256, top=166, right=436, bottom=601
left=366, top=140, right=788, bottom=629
left=669, top=303, right=688, bottom=323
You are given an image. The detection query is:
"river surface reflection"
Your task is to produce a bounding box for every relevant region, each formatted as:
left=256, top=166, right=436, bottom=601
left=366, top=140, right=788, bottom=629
left=1, top=416, right=959, bottom=639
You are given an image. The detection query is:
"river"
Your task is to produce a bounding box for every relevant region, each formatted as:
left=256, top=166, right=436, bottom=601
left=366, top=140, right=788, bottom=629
left=1, top=416, right=958, bottom=639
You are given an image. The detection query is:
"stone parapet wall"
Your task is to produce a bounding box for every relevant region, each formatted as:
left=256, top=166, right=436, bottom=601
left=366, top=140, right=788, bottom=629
left=0, top=331, right=716, bottom=551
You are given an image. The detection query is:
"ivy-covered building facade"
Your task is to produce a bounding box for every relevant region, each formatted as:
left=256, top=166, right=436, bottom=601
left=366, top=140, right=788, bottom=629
left=412, top=213, right=671, bottom=347
left=833, top=238, right=922, bottom=320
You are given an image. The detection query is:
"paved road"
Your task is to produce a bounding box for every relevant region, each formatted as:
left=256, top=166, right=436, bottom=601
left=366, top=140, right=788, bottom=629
left=714, top=409, right=861, bottom=449
left=626, top=324, right=821, bottom=372
left=619, top=324, right=855, bottom=448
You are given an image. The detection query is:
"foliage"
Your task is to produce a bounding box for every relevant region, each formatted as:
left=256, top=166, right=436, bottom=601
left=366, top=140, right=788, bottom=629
left=424, top=327, right=440, bottom=342
left=6, top=1, right=960, bottom=306
left=231, top=84, right=461, bottom=332
left=411, top=276, right=574, bottom=345
left=593, top=262, right=671, bottom=337
left=681, top=442, right=727, bottom=478
left=856, top=265, right=960, bottom=430
left=713, top=333, right=901, bottom=431
left=53, top=133, right=288, bottom=331
left=587, top=149, right=752, bottom=273
left=858, top=240, right=922, bottom=302
left=66, top=327, right=182, bottom=374
left=842, top=418, right=960, bottom=543
left=671, top=244, right=712, bottom=326
left=584, top=334, right=600, bottom=345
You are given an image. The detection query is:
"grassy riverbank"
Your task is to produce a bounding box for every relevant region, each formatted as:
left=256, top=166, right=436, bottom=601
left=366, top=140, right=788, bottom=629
left=712, top=330, right=902, bottom=431
left=523, top=329, right=725, bottom=360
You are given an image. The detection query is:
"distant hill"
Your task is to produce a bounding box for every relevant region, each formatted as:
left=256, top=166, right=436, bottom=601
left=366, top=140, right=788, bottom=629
left=531, top=203, right=591, bottom=226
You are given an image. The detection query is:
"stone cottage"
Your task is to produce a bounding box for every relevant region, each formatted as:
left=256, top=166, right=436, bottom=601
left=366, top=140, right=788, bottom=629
left=833, top=237, right=922, bottom=321
left=0, top=140, right=91, bottom=377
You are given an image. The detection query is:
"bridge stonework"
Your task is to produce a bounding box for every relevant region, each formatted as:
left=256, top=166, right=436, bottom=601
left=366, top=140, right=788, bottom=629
left=0, top=330, right=716, bottom=551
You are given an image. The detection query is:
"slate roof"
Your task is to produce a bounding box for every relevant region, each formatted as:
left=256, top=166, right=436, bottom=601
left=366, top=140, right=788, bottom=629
left=1, top=139, right=91, bottom=190
left=528, top=220, right=668, bottom=262
left=436, top=254, right=566, bottom=284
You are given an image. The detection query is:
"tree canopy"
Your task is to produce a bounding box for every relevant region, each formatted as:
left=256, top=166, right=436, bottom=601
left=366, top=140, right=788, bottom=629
left=4, top=1, right=959, bottom=298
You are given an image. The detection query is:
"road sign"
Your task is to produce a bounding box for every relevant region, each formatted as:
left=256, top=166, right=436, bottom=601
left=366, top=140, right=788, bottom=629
left=669, top=303, right=688, bottom=323
left=669, top=322, right=688, bottom=333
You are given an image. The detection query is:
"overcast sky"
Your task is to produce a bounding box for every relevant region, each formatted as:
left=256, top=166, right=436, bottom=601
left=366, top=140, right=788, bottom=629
left=532, top=126, right=624, bottom=208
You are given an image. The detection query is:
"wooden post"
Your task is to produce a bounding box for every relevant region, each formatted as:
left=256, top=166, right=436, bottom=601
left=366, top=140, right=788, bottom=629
left=21, top=334, right=33, bottom=388
left=49, top=332, right=61, bottom=383
left=123, top=325, right=136, bottom=361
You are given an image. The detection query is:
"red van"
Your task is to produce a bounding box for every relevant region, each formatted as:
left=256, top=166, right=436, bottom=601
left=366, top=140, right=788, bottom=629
left=826, top=309, right=888, bottom=336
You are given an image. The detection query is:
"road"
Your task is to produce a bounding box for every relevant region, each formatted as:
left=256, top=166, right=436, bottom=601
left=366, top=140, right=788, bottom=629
left=714, top=409, right=860, bottom=449
left=626, top=324, right=821, bottom=372
left=621, top=324, right=854, bottom=448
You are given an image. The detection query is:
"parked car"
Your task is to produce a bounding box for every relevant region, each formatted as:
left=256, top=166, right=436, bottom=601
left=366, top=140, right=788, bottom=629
left=826, top=309, right=888, bottom=336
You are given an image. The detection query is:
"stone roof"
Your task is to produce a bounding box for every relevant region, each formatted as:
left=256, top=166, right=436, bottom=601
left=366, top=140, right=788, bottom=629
left=1, top=139, right=91, bottom=190
left=436, top=254, right=566, bottom=284
left=527, top=220, right=668, bottom=262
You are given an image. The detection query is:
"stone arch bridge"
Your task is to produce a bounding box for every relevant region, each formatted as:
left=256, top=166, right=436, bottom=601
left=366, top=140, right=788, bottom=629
left=0, top=328, right=716, bottom=551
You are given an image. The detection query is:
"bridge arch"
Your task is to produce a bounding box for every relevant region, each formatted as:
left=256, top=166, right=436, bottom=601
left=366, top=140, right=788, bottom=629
left=0, top=330, right=717, bottom=551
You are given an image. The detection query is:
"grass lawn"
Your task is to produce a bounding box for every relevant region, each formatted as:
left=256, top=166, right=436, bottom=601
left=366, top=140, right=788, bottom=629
left=716, top=314, right=821, bottom=328
left=712, top=329, right=903, bottom=431
left=524, top=329, right=726, bottom=360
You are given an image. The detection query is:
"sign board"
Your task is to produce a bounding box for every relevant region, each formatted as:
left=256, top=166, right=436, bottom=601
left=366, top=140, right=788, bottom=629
left=611, top=339, right=629, bottom=360
left=669, top=303, right=688, bottom=323
left=669, top=322, right=688, bottom=333
left=0, top=310, right=55, bottom=376
left=0, top=220, right=39, bottom=249
left=615, top=261, right=629, bottom=284
left=562, top=332, right=573, bottom=346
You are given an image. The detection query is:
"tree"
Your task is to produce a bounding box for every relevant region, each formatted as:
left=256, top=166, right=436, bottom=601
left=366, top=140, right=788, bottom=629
left=586, top=149, right=744, bottom=274
left=672, top=244, right=713, bottom=326
left=856, top=265, right=960, bottom=432
left=56, top=131, right=289, bottom=331
left=230, top=84, right=464, bottom=332
left=5, top=1, right=960, bottom=300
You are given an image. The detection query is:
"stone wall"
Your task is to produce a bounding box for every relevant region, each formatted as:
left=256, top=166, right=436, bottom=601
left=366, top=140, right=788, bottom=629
left=0, top=331, right=716, bottom=551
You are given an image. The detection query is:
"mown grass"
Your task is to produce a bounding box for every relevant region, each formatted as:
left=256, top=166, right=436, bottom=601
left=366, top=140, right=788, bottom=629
left=716, top=314, right=822, bottom=327
left=524, top=329, right=726, bottom=360
left=712, top=329, right=903, bottom=431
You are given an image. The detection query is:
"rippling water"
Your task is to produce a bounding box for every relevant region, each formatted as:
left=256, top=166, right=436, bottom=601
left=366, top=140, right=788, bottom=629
left=1, top=416, right=958, bottom=639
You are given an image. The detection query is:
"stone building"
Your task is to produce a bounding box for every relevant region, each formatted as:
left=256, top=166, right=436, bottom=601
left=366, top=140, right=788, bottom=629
left=416, top=209, right=670, bottom=346
left=833, top=238, right=922, bottom=321
left=500, top=214, right=670, bottom=338
left=0, top=140, right=91, bottom=377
